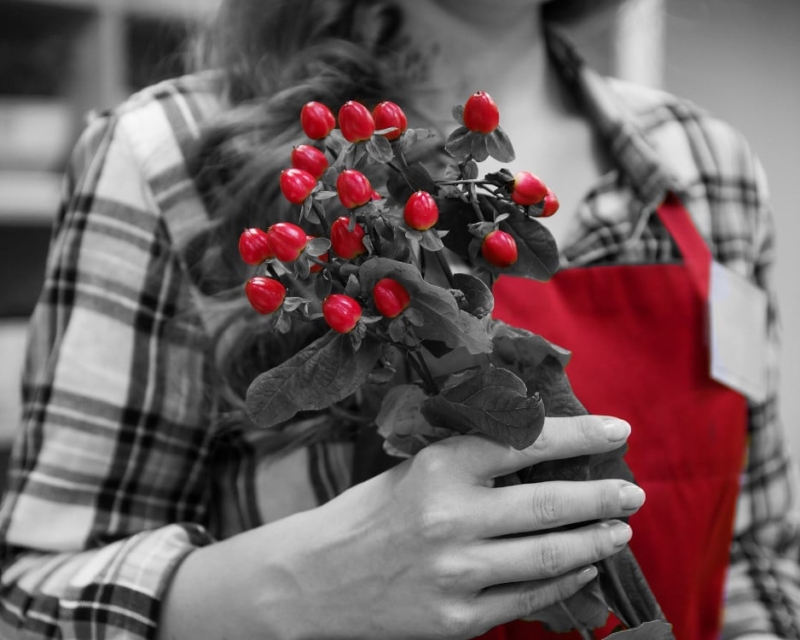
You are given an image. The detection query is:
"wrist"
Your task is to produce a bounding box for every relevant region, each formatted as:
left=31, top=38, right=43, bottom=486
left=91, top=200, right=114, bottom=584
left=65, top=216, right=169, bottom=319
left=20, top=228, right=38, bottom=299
left=156, top=513, right=315, bottom=640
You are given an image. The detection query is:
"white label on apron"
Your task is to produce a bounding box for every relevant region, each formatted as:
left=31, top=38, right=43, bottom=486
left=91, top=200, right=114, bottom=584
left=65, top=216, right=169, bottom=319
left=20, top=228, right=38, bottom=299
left=709, top=261, right=768, bottom=403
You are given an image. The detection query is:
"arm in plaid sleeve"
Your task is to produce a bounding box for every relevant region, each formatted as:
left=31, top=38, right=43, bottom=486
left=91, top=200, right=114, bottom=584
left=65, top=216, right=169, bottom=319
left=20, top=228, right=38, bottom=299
left=0, top=110, right=216, bottom=639
left=723, top=154, right=800, bottom=639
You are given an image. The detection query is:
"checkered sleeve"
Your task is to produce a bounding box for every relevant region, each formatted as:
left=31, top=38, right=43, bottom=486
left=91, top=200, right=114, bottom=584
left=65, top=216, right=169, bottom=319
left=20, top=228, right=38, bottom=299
left=0, top=111, right=216, bottom=639
left=723, top=153, right=800, bottom=639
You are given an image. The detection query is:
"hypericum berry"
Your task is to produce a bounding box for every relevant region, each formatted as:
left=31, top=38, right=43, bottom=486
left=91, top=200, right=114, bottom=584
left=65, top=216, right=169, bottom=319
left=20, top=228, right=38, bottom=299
left=338, top=101, right=375, bottom=143
left=372, top=101, right=408, bottom=141
left=245, top=277, right=286, bottom=314
left=510, top=171, right=548, bottom=206
left=336, top=169, right=373, bottom=209
left=373, top=278, right=411, bottom=318
left=322, top=294, right=362, bottom=333
left=305, top=235, right=329, bottom=273
left=404, top=190, right=439, bottom=231
left=280, top=168, right=317, bottom=204
left=463, top=91, right=500, bottom=134
left=238, top=228, right=274, bottom=265
left=330, top=216, right=367, bottom=260
left=371, top=190, right=382, bottom=201
left=541, top=188, right=560, bottom=217
left=291, top=145, right=329, bottom=180
left=267, top=222, right=309, bottom=262
left=300, top=101, right=336, bottom=140
left=482, top=230, right=518, bottom=268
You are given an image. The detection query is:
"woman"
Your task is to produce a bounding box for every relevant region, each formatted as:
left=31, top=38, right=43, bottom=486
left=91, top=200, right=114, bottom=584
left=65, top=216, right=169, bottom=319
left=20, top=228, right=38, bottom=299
left=0, top=1, right=796, bottom=639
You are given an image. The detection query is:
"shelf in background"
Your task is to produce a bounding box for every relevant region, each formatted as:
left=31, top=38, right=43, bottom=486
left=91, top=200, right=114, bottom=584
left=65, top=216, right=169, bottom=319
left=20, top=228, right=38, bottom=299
left=0, top=318, right=28, bottom=445
left=9, top=0, right=220, bottom=21
left=0, top=171, right=61, bottom=225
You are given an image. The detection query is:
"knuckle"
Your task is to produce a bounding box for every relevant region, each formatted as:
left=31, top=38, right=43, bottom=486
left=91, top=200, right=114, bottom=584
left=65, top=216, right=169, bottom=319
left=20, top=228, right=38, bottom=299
left=414, top=445, right=450, bottom=477
left=514, top=584, right=547, bottom=619
left=417, top=504, right=457, bottom=542
left=573, top=414, right=599, bottom=449
left=436, top=602, right=475, bottom=639
left=537, top=537, right=566, bottom=578
left=430, top=555, right=467, bottom=591
left=595, top=482, right=617, bottom=517
left=530, top=486, right=563, bottom=528
left=592, top=526, right=613, bottom=559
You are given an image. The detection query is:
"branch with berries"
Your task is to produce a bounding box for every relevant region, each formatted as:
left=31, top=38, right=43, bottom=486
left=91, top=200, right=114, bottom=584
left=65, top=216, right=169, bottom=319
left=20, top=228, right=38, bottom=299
left=239, top=91, right=673, bottom=640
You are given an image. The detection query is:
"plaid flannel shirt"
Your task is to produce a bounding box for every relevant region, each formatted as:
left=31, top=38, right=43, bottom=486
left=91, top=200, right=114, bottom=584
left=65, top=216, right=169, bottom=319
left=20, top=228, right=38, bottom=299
left=1, top=48, right=799, bottom=639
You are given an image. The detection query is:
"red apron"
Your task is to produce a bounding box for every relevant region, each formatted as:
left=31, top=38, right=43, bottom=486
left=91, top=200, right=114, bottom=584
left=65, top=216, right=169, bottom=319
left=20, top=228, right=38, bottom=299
left=483, top=195, right=748, bottom=640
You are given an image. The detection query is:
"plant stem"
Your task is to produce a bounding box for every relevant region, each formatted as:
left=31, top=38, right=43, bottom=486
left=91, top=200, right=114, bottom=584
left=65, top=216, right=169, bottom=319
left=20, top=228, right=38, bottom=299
left=407, top=350, right=438, bottom=395
left=558, top=602, right=595, bottom=640
left=599, top=556, right=641, bottom=629
left=468, top=184, right=486, bottom=222
left=426, top=247, right=456, bottom=289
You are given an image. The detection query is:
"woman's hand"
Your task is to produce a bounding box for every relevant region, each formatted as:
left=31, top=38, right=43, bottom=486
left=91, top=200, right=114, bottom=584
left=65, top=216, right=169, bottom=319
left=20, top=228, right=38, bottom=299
left=157, top=415, right=643, bottom=640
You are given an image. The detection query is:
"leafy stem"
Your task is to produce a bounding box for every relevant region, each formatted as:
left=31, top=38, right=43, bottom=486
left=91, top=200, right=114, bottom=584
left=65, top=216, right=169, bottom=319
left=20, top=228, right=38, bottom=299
left=599, top=555, right=641, bottom=630
left=558, top=601, right=595, bottom=640
left=407, top=349, right=438, bottom=395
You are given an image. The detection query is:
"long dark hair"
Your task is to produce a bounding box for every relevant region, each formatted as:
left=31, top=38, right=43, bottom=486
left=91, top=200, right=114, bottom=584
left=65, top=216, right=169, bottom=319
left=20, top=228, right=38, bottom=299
left=185, top=0, right=622, bottom=424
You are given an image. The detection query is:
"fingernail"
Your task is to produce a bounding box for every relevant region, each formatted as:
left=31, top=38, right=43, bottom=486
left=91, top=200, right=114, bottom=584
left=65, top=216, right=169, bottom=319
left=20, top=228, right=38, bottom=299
left=577, top=565, right=598, bottom=583
left=604, top=521, right=633, bottom=546
left=603, top=418, right=630, bottom=442
left=619, top=485, right=646, bottom=510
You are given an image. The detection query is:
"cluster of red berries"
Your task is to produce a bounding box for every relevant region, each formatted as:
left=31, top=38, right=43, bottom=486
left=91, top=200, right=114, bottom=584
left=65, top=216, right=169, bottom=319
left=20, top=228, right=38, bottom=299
left=240, top=91, right=559, bottom=335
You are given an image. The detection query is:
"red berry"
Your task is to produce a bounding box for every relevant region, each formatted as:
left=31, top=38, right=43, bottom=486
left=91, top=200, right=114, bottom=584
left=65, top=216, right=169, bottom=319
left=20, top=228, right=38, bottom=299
left=330, top=216, right=367, bottom=260
left=338, top=101, right=375, bottom=143
left=336, top=169, right=373, bottom=209
left=404, top=191, right=439, bottom=231
left=371, top=190, right=382, bottom=201
left=541, top=188, right=560, bottom=217
left=267, top=222, right=308, bottom=262
left=300, top=101, right=336, bottom=140
left=373, top=278, right=411, bottom=318
left=280, top=168, right=317, bottom=204
left=238, top=227, right=274, bottom=265
left=372, top=101, right=408, bottom=141
left=322, top=294, right=362, bottom=333
left=482, top=230, right=518, bottom=268
left=510, top=171, right=548, bottom=206
left=291, top=145, right=329, bottom=180
left=305, top=235, right=329, bottom=273
left=463, top=91, right=500, bottom=134
left=245, top=277, right=286, bottom=314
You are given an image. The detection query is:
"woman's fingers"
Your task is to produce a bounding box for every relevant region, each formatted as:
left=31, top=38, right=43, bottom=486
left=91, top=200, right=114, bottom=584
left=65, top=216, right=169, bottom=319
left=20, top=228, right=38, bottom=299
left=470, top=566, right=599, bottom=635
left=471, top=479, right=645, bottom=538
left=428, top=415, right=630, bottom=483
left=476, top=520, right=632, bottom=586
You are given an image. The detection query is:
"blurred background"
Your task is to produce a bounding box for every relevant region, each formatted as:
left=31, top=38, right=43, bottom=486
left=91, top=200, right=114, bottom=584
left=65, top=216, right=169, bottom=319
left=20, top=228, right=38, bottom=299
left=0, top=0, right=798, bottom=489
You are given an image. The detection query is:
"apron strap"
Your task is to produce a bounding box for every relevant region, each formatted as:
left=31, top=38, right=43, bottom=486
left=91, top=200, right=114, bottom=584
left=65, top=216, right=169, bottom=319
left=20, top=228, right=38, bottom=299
left=655, top=193, right=711, bottom=300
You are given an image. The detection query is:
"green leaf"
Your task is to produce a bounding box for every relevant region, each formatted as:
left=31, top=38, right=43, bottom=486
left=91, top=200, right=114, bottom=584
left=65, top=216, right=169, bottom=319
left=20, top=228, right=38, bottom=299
left=444, top=125, right=474, bottom=159
left=604, top=621, right=674, bottom=639
left=452, top=104, right=464, bottom=124
left=376, top=385, right=458, bottom=457
left=359, top=258, right=492, bottom=354
left=598, top=548, right=669, bottom=633
left=421, top=365, right=545, bottom=450
left=486, top=126, right=516, bottom=162
left=419, top=229, right=445, bottom=252
left=527, top=581, right=610, bottom=632
left=386, top=161, right=438, bottom=204
left=491, top=321, right=571, bottom=369
left=482, top=196, right=560, bottom=281
left=451, top=273, right=494, bottom=318
left=470, top=134, right=490, bottom=162
left=365, top=135, right=394, bottom=163
left=245, top=331, right=382, bottom=429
